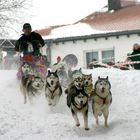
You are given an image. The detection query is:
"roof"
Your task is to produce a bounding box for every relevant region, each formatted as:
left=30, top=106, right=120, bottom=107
left=0, top=39, right=16, bottom=48
left=76, top=1, right=140, bottom=31
left=46, top=29, right=140, bottom=44
left=121, top=0, right=139, bottom=7
left=35, top=24, right=69, bottom=36
left=36, top=0, right=140, bottom=37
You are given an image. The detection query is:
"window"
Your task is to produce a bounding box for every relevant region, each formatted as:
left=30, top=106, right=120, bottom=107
left=102, top=50, right=114, bottom=64
left=86, top=51, right=98, bottom=67
left=85, top=49, right=114, bottom=68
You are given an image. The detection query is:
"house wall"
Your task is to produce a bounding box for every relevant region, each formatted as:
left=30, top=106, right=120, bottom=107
left=48, top=34, right=140, bottom=68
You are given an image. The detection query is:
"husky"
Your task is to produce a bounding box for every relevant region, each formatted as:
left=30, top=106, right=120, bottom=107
left=68, top=68, right=82, bottom=82
left=52, top=61, right=70, bottom=88
left=20, top=74, right=45, bottom=104
left=66, top=77, right=89, bottom=130
left=21, top=62, right=34, bottom=76
left=92, top=76, right=112, bottom=127
left=82, top=74, right=95, bottom=100
left=45, top=70, right=62, bottom=106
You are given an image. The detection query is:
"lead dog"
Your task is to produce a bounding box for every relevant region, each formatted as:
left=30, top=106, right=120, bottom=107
left=45, top=70, right=62, bottom=106
left=92, top=76, right=112, bottom=127
left=66, top=77, right=89, bottom=130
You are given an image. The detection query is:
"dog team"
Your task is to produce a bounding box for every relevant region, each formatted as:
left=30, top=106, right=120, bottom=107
left=20, top=62, right=112, bottom=130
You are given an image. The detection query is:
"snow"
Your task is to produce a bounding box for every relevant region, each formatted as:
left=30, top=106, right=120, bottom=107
left=43, top=23, right=115, bottom=39
left=0, top=68, right=140, bottom=140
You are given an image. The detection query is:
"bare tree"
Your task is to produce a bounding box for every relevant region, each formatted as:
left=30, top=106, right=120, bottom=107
left=0, top=0, right=31, bottom=37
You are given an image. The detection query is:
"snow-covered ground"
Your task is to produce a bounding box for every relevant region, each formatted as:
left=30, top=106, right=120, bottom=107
left=0, top=68, right=140, bottom=140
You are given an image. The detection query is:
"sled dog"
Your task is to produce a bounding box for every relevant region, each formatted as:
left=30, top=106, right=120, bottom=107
left=66, top=77, right=89, bottom=130
left=20, top=74, right=44, bottom=104
left=45, top=70, right=62, bottom=106
left=21, top=62, right=34, bottom=76
left=92, top=76, right=112, bottom=127
left=68, top=68, right=83, bottom=82
left=51, top=61, right=70, bottom=88
left=82, top=74, right=95, bottom=100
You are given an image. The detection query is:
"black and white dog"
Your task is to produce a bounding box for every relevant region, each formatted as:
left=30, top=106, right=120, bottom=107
left=92, top=76, right=112, bottom=127
left=66, top=77, right=89, bottom=130
left=20, top=61, right=45, bottom=104
left=45, top=70, right=62, bottom=106
left=20, top=74, right=44, bottom=104
left=21, top=62, right=34, bottom=76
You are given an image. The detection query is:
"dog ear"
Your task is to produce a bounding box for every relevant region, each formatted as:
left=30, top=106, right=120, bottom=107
left=79, top=68, right=82, bottom=72
left=106, top=76, right=108, bottom=80
left=54, top=70, right=57, bottom=73
left=98, top=76, right=100, bottom=80
left=48, top=70, right=51, bottom=75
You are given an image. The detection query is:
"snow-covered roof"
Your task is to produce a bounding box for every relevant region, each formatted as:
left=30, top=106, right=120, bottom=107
left=77, top=1, right=140, bottom=31
left=43, top=23, right=114, bottom=39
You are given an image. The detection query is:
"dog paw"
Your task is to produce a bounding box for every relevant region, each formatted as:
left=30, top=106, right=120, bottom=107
left=85, top=128, right=90, bottom=131
left=76, top=124, right=80, bottom=127
left=48, top=103, right=52, bottom=106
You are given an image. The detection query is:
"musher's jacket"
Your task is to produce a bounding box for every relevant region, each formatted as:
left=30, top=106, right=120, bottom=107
left=15, top=32, right=45, bottom=56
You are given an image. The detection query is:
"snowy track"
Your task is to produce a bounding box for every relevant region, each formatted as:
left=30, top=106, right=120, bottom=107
left=0, top=69, right=140, bottom=140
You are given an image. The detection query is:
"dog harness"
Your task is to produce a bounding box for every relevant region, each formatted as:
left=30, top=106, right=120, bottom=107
left=74, top=101, right=88, bottom=110
left=95, top=93, right=108, bottom=105
left=46, top=83, right=60, bottom=99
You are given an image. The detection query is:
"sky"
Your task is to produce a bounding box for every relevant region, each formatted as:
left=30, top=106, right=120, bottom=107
left=25, top=0, right=107, bottom=30
left=0, top=68, right=140, bottom=139
left=11, top=0, right=107, bottom=38
left=7, top=0, right=140, bottom=38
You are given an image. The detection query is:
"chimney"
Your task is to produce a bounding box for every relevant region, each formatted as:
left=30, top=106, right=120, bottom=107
left=108, top=0, right=121, bottom=11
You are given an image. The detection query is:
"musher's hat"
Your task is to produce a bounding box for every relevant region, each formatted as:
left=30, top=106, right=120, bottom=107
left=23, top=23, right=31, bottom=29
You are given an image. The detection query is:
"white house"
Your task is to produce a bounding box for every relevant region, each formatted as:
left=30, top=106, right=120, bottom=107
left=37, top=0, right=140, bottom=68
left=45, top=30, right=140, bottom=68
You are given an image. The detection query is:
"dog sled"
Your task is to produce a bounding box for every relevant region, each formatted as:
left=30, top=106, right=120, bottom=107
left=16, top=54, right=47, bottom=80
